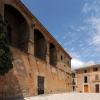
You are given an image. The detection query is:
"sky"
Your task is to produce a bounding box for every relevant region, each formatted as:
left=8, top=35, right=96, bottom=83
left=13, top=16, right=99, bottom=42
left=21, top=0, right=100, bottom=69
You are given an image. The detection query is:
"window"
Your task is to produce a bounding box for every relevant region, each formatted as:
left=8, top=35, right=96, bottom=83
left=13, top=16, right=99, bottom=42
left=84, top=69, right=87, bottom=73
left=72, top=73, right=75, bottom=78
left=67, top=61, right=70, bottom=66
left=93, top=67, right=98, bottom=72
left=61, top=56, right=63, bottom=60
left=84, top=76, right=88, bottom=83
left=95, top=75, right=99, bottom=81
left=72, top=79, right=76, bottom=85
left=49, top=43, right=57, bottom=66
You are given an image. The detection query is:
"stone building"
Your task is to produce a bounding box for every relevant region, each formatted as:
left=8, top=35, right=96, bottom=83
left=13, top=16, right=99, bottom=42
left=72, top=72, right=77, bottom=92
left=0, top=0, right=72, bottom=99
left=73, top=64, right=100, bottom=93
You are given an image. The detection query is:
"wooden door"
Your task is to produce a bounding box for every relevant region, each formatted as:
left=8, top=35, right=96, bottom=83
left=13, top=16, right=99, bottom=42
left=84, top=85, right=88, bottom=92
left=95, top=84, right=99, bottom=93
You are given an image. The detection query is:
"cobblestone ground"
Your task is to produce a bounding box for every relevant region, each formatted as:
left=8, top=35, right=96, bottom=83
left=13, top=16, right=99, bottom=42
left=24, top=93, right=100, bottom=100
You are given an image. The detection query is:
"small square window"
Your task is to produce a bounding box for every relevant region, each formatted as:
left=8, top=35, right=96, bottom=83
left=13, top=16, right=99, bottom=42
left=84, top=70, right=87, bottom=73
left=93, top=68, right=98, bottom=72
left=95, top=75, right=99, bottom=80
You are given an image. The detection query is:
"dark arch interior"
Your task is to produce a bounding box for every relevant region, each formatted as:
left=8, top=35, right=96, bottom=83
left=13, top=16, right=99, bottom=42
left=4, top=4, right=29, bottom=51
left=34, top=29, right=47, bottom=61
left=49, top=43, right=57, bottom=66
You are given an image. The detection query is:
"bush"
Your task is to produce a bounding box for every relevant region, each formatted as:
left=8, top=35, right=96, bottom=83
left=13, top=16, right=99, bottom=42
left=0, top=14, right=13, bottom=75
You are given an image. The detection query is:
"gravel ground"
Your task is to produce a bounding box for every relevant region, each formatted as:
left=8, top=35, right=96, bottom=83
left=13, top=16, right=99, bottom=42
left=24, top=93, right=100, bottom=100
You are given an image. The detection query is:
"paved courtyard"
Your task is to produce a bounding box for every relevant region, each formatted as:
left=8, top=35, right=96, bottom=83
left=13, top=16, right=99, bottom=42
left=24, top=93, right=100, bottom=100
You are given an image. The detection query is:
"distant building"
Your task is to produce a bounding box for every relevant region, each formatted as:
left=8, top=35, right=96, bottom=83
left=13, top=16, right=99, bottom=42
left=72, top=72, right=77, bottom=92
left=73, top=64, right=100, bottom=93
left=0, top=0, right=72, bottom=99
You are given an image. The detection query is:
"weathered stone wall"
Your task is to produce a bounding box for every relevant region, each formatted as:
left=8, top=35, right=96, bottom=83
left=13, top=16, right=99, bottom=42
left=9, top=47, right=71, bottom=97
left=0, top=70, right=24, bottom=100
left=0, top=45, right=71, bottom=99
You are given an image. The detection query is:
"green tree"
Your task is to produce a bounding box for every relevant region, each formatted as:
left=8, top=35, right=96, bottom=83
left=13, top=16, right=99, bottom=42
left=0, top=14, right=13, bottom=75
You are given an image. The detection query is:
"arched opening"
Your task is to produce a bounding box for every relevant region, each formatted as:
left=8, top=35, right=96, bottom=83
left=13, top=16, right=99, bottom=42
left=4, top=4, right=29, bottom=51
left=34, top=29, right=47, bottom=61
left=49, top=43, right=57, bottom=66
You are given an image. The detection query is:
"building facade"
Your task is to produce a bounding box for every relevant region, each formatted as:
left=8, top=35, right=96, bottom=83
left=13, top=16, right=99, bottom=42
left=0, top=0, right=72, bottom=99
left=73, top=64, right=100, bottom=93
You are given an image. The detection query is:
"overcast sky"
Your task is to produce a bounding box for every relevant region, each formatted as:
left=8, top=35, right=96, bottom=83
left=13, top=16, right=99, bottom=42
left=21, top=0, right=100, bottom=69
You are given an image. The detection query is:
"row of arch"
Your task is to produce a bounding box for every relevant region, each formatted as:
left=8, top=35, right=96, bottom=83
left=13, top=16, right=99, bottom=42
left=34, top=29, right=57, bottom=66
left=4, top=4, right=57, bottom=66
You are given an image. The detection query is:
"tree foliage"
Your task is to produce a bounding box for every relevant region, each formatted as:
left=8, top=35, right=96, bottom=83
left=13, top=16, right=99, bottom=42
left=0, top=14, right=13, bottom=75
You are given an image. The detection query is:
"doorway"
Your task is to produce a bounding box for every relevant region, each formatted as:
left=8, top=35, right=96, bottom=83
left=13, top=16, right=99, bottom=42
left=95, top=84, right=99, bottom=93
left=84, top=85, right=88, bottom=92
left=38, top=76, right=45, bottom=95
